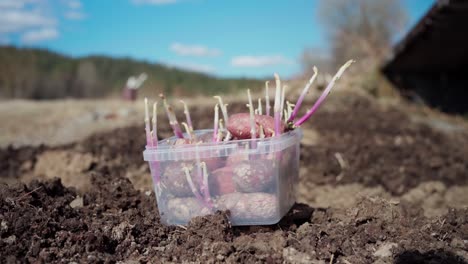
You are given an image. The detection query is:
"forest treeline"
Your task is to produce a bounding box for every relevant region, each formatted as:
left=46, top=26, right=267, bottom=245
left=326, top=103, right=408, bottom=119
left=0, top=46, right=262, bottom=99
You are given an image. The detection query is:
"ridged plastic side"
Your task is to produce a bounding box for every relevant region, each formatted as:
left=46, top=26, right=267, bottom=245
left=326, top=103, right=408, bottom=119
left=145, top=128, right=303, bottom=226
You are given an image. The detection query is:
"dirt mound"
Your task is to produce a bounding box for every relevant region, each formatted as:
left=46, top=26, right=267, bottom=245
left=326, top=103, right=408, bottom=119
left=1, top=174, right=466, bottom=263
left=299, top=95, right=468, bottom=195
left=0, top=145, right=45, bottom=184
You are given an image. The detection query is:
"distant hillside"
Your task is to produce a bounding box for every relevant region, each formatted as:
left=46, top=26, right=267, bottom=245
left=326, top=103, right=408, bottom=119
left=0, top=46, right=262, bottom=99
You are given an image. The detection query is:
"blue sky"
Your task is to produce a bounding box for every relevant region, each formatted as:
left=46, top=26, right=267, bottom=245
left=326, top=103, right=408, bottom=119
left=0, top=0, right=434, bottom=78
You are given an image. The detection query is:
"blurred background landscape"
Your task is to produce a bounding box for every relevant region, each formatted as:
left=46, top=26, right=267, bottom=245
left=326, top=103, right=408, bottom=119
left=1, top=0, right=431, bottom=99
left=2, top=0, right=467, bottom=149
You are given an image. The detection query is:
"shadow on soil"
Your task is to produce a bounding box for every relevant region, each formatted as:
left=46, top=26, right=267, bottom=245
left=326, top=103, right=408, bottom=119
left=395, top=250, right=467, bottom=264
left=232, top=203, right=315, bottom=234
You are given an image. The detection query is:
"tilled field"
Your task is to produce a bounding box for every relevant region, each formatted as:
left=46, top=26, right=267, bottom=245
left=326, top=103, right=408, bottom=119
left=1, top=93, right=467, bottom=263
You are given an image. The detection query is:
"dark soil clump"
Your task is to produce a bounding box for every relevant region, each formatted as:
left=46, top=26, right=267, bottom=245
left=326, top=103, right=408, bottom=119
left=1, top=172, right=467, bottom=263
left=0, top=145, right=45, bottom=182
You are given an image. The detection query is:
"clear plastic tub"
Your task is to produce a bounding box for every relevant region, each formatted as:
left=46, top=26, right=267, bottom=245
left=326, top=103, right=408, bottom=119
left=143, top=128, right=302, bottom=226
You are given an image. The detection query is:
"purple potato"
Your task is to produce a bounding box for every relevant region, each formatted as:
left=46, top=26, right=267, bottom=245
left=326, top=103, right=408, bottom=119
left=196, top=131, right=214, bottom=143
left=209, top=166, right=236, bottom=196
left=167, top=197, right=212, bottom=223
left=215, top=192, right=278, bottom=221
left=232, top=160, right=275, bottom=193
left=174, top=138, right=192, bottom=145
left=161, top=162, right=199, bottom=197
left=227, top=113, right=285, bottom=139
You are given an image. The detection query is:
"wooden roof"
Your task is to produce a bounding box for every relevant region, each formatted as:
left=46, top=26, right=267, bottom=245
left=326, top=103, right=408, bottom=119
left=383, top=0, right=468, bottom=73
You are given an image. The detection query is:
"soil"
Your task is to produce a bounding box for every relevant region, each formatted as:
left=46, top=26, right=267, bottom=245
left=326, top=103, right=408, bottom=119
left=1, top=92, right=467, bottom=263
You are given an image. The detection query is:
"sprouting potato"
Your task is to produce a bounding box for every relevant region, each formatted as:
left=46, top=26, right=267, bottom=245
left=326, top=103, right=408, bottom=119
left=232, top=160, right=274, bottom=193
left=227, top=113, right=284, bottom=139
left=215, top=192, right=278, bottom=221
left=161, top=162, right=199, bottom=197
left=167, top=197, right=212, bottom=223
left=209, top=166, right=236, bottom=196
left=174, top=138, right=192, bottom=145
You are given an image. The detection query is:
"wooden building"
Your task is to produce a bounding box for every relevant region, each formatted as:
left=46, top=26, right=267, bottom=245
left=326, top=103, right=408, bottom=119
left=382, top=0, right=468, bottom=113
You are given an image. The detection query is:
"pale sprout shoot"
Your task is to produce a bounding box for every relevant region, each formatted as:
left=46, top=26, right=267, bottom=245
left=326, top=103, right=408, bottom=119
left=294, top=60, right=354, bottom=127
left=194, top=142, right=205, bottom=196
left=178, top=162, right=213, bottom=212
left=152, top=102, right=158, bottom=145
left=247, top=89, right=256, bottom=140
left=286, top=101, right=294, bottom=122
left=180, top=100, right=194, bottom=131
left=219, top=118, right=225, bottom=130
left=222, top=125, right=231, bottom=142
left=214, top=95, right=232, bottom=140
left=182, top=166, right=205, bottom=203
left=288, top=66, right=318, bottom=123
left=160, top=93, right=184, bottom=138
left=265, top=81, right=271, bottom=116
left=181, top=122, right=193, bottom=140
left=259, top=125, right=265, bottom=139
left=273, top=73, right=282, bottom=136
left=218, top=119, right=224, bottom=142
left=258, top=98, right=263, bottom=115
left=223, top=131, right=232, bottom=142
left=144, top=98, right=153, bottom=146
left=201, top=162, right=211, bottom=203
left=213, top=103, right=219, bottom=142
left=213, top=96, right=229, bottom=123
left=168, top=105, right=184, bottom=139
left=280, top=85, right=286, bottom=120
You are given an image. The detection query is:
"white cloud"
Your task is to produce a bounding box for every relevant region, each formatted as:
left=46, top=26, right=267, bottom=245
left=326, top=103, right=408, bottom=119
left=166, top=62, right=215, bottom=74
left=170, top=42, right=221, bottom=57
left=0, top=0, right=86, bottom=44
left=66, top=0, right=82, bottom=9
left=0, top=1, right=24, bottom=9
left=231, top=55, right=294, bottom=67
left=0, top=0, right=41, bottom=9
left=131, top=0, right=177, bottom=5
left=65, top=11, right=86, bottom=20
left=0, top=9, right=56, bottom=33
left=62, top=0, right=86, bottom=20
left=21, top=27, right=59, bottom=44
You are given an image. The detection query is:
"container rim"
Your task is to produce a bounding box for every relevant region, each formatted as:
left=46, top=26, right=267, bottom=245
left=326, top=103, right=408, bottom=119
left=143, top=128, right=303, bottom=161
left=145, top=128, right=303, bottom=150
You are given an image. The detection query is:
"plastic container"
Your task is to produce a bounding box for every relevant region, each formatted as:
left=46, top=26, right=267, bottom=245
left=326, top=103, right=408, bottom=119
left=143, top=128, right=302, bottom=226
